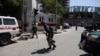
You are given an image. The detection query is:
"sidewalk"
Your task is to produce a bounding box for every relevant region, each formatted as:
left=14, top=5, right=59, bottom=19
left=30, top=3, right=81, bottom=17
left=12, top=29, right=63, bottom=41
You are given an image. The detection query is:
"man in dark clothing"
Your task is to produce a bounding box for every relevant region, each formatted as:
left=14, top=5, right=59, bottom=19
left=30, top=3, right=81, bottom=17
left=78, top=30, right=88, bottom=49
left=32, top=24, right=38, bottom=38
left=80, top=30, right=88, bottom=43
left=75, top=24, right=78, bottom=31
left=41, top=22, right=56, bottom=50
left=92, top=23, right=97, bottom=31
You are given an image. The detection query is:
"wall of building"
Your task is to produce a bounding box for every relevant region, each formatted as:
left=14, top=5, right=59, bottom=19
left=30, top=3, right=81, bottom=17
left=64, top=12, right=100, bottom=26
left=26, top=0, right=37, bottom=32
left=35, top=13, right=56, bottom=30
left=25, top=0, right=61, bottom=32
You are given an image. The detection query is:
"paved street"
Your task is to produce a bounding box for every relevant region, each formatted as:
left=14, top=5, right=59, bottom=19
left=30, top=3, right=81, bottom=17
left=0, top=27, right=90, bottom=56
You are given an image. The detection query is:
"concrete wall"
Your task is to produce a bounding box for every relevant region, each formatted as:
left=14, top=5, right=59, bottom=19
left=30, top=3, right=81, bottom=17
left=35, top=13, right=56, bottom=30
left=26, top=0, right=37, bottom=32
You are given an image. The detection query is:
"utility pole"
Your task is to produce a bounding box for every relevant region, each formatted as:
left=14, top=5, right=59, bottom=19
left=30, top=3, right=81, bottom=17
left=55, top=0, right=57, bottom=31
left=34, top=0, right=38, bottom=24
left=34, top=9, right=36, bottom=24
left=34, top=9, right=38, bottom=24
left=21, top=0, right=24, bottom=32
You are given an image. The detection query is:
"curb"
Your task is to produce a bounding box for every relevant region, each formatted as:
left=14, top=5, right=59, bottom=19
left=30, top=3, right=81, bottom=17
left=12, top=29, right=62, bottom=41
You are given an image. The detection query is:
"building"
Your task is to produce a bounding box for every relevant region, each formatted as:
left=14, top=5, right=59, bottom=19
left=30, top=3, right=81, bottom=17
left=58, top=0, right=70, bottom=12
left=65, top=0, right=70, bottom=12
left=35, top=13, right=56, bottom=30
left=25, top=0, right=61, bottom=32
left=26, top=0, right=37, bottom=32
left=64, top=6, right=100, bottom=25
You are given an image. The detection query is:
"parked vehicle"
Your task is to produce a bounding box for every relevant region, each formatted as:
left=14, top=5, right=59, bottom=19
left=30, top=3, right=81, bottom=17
left=63, top=23, right=70, bottom=29
left=0, top=16, right=20, bottom=45
left=79, top=30, right=100, bottom=56
left=84, top=23, right=93, bottom=30
left=84, top=23, right=98, bottom=31
left=96, top=22, right=100, bottom=29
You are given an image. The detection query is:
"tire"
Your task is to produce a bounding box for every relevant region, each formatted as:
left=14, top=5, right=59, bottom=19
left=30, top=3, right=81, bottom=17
left=98, top=53, right=100, bottom=56
left=0, top=34, right=11, bottom=45
left=93, top=54, right=98, bottom=56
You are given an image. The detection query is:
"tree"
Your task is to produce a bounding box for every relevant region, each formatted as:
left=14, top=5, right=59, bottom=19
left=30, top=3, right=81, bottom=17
left=37, top=0, right=64, bottom=15
left=56, top=1, right=64, bottom=16
left=0, top=0, right=27, bottom=19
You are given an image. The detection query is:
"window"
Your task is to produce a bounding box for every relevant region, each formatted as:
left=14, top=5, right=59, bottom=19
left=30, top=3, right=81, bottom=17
left=0, top=18, right=2, bottom=25
left=51, top=18, right=53, bottom=22
left=49, top=18, right=53, bottom=22
left=3, top=18, right=16, bottom=25
left=39, top=17, right=41, bottom=22
left=42, top=17, right=44, bottom=21
left=49, top=18, right=50, bottom=22
left=39, top=17, right=44, bottom=22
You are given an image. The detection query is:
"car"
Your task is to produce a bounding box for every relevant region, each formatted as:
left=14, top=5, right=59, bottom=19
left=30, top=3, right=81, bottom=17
left=96, top=22, right=100, bottom=29
left=79, top=30, right=100, bottom=56
left=0, top=16, right=20, bottom=45
left=84, top=23, right=93, bottom=30
left=63, top=23, right=70, bottom=29
left=84, top=23, right=98, bottom=31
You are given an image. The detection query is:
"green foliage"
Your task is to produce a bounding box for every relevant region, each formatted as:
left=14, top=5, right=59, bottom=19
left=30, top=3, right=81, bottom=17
left=0, top=0, right=64, bottom=19
left=7, top=0, right=20, bottom=6
left=0, top=0, right=27, bottom=19
left=38, top=0, right=64, bottom=15
left=56, top=1, right=64, bottom=16
left=37, top=0, right=42, bottom=3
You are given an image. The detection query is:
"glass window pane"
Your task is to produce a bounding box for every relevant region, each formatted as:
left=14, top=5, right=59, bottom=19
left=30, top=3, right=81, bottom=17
left=39, top=17, right=41, bottom=21
left=3, top=18, right=16, bottom=25
left=51, top=18, right=53, bottom=22
left=42, top=17, right=44, bottom=22
left=49, top=18, right=50, bottom=22
left=0, top=18, right=2, bottom=25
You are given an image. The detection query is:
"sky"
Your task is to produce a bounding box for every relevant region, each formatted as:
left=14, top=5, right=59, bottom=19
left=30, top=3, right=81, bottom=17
left=70, top=0, right=100, bottom=7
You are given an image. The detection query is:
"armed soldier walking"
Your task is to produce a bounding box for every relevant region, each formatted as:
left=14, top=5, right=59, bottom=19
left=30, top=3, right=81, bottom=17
left=41, top=22, right=56, bottom=50
left=32, top=22, right=38, bottom=38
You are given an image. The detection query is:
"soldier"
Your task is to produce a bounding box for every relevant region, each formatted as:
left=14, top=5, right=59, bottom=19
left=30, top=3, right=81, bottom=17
left=32, top=23, right=38, bottom=38
left=41, top=22, right=56, bottom=50
left=75, top=24, right=78, bottom=31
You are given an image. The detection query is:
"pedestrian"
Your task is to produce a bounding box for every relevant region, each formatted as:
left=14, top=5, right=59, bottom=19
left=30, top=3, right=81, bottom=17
left=78, top=30, right=88, bottom=49
left=80, top=30, right=88, bottom=43
left=92, top=23, right=97, bottom=31
left=41, top=22, right=56, bottom=50
left=32, top=23, right=38, bottom=38
left=75, top=24, right=78, bottom=31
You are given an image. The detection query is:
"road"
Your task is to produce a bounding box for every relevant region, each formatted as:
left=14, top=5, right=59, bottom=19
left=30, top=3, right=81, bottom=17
left=0, top=27, right=90, bottom=56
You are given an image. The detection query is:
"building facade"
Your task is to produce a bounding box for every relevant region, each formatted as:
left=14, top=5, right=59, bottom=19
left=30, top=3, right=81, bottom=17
left=25, top=0, right=61, bottom=32
left=26, top=0, right=37, bottom=32
left=64, top=6, right=100, bottom=25
left=58, top=0, right=70, bottom=12
left=35, top=13, right=56, bottom=30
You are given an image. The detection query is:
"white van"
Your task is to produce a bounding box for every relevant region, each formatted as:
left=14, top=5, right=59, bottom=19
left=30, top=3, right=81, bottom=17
left=0, top=16, right=20, bottom=45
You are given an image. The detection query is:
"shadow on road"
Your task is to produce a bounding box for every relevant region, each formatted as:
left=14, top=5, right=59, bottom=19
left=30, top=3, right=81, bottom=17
left=80, top=53, right=92, bottom=56
left=31, top=48, right=53, bottom=54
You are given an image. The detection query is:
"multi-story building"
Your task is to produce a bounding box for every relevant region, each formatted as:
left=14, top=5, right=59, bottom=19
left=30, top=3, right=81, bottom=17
left=58, top=0, right=70, bottom=12
left=65, top=0, right=70, bottom=12
left=64, top=6, right=100, bottom=25
left=57, top=0, right=100, bottom=26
